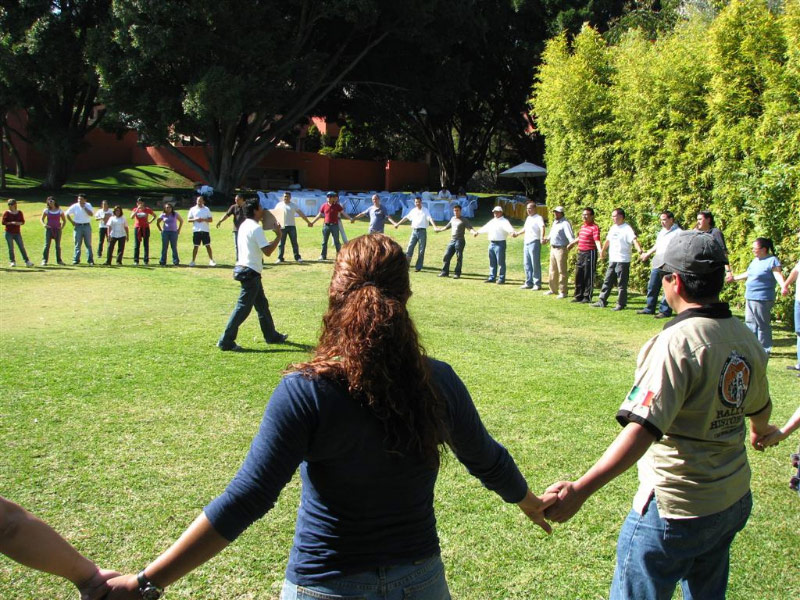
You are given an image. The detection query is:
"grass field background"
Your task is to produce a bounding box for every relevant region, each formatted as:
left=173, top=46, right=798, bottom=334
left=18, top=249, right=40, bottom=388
left=1, top=196, right=798, bottom=599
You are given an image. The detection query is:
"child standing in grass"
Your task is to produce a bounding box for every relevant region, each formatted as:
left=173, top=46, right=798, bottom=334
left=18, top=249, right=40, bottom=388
left=2, top=199, right=33, bottom=267
left=40, top=197, right=66, bottom=265
left=105, top=206, right=129, bottom=265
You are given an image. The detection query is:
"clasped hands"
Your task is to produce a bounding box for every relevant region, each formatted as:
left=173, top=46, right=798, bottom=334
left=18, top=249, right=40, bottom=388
left=518, top=481, right=590, bottom=533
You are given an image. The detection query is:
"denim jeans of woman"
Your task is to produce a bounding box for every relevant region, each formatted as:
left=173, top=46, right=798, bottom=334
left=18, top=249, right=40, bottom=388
left=5, top=231, right=30, bottom=263
left=280, top=555, right=450, bottom=600
left=43, top=227, right=63, bottom=264
left=160, top=230, right=179, bottom=265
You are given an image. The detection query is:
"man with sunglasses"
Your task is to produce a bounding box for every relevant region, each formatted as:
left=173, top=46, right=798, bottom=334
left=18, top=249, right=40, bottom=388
left=545, top=230, right=775, bottom=600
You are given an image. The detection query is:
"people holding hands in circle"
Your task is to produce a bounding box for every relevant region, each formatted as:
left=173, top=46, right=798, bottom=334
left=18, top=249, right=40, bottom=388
left=351, top=194, right=396, bottom=234
left=101, top=234, right=554, bottom=600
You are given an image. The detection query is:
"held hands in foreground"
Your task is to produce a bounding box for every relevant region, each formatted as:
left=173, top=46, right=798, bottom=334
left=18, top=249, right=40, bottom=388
left=517, top=490, right=556, bottom=534
left=102, top=574, right=141, bottom=599
left=78, top=568, right=123, bottom=600
left=543, top=481, right=588, bottom=523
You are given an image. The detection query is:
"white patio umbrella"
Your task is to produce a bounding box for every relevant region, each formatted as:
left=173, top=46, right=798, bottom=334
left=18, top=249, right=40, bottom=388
left=498, top=162, right=547, bottom=197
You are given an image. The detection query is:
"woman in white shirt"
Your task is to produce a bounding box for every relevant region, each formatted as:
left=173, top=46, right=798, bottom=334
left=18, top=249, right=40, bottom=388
left=104, top=206, right=129, bottom=266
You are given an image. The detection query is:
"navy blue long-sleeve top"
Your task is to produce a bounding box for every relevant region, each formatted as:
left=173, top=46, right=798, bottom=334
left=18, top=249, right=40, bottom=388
left=204, top=359, right=528, bottom=585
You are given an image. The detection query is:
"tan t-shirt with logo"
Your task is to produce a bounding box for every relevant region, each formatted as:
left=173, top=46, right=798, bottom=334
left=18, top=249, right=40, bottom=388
left=617, top=307, right=770, bottom=519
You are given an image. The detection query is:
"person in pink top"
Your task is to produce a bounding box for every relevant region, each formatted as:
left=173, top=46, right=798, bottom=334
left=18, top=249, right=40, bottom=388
left=40, top=196, right=67, bottom=265
left=130, top=197, right=156, bottom=265
left=2, top=199, right=33, bottom=267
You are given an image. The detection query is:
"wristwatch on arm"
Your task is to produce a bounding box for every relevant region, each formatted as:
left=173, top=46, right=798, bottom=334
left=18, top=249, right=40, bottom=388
left=137, top=570, right=164, bottom=599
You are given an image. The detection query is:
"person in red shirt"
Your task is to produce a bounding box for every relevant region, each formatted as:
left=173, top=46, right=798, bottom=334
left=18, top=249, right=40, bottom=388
left=130, top=197, right=156, bottom=265
left=309, top=192, right=352, bottom=261
left=569, top=207, right=602, bottom=303
left=2, top=199, right=33, bottom=267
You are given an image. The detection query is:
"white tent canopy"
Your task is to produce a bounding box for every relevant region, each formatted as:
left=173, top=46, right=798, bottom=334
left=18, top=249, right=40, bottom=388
left=498, top=161, right=547, bottom=198
left=498, top=161, right=547, bottom=178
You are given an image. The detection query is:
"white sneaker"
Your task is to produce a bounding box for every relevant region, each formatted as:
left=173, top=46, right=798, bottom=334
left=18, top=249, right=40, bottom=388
left=557, top=293, right=566, bottom=299
left=41, top=260, right=47, bottom=266
left=188, top=261, right=196, bottom=267
left=543, top=290, right=554, bottom=295
left=9, top=261, right=15, bottom=267
left=532, top=285, right=541, bottom=291
left=208, top=260, right=217, bottom=267
left=25, top=260, right=33, bottom=267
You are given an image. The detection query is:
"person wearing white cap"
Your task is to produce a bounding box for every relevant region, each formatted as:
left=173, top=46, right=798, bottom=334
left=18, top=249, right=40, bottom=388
left=543, top=205, right=575, bottom=297
left=473, top=206, right=515, bottom=284
left=394, top=194, right=437, bottom=271
left=545, top=229, right=774, bottom=600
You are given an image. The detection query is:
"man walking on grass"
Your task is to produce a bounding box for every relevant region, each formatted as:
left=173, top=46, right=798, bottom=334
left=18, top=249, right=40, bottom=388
left=218, top=198, right=288, bottom=352
left=545, top=230, right=774, bottom=600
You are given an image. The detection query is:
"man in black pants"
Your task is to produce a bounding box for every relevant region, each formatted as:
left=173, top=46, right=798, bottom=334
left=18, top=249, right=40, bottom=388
left=571, top=207, right=602, bottom=303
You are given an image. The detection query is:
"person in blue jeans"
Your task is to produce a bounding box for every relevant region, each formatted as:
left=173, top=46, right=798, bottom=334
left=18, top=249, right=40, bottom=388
left=637, top=210, right=681, bottom=319
left=545, top=230, right=774, bottom=600
left=156, top=202, right=184, bottom=266
left=727, top=237, right=785, bottom=354
left=217, top=199, right=287, bottom=351
left=65, top=194, right=94, bottom=265
left=394, top=195, right=436, bottom=272
left=102, top=234, right=554, bottom=600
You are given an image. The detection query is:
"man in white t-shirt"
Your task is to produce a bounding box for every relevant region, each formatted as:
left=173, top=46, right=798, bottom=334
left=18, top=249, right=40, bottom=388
left=217, top=198, right=286, bottom=352
left=474, top=206, right=515, bottom=284
left=272, top=192, right=312, bottom=263
left=638, top=210, right=681, bottom=318
left=394, top=194, right=437, bottom=272
left=65, top=194, right=94, bottom=265
left=187, top=196, right=216, bottom=266
left=515, top=201, right=546, bottom=290
left=593, top=208, right=643, bottom=310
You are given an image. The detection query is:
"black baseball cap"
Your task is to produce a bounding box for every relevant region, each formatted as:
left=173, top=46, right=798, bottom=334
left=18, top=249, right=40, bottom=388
left=654, top=230, right=728, bottom=275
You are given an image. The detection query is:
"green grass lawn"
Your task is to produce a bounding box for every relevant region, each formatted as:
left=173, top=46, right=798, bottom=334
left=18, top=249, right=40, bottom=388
left=1, top=199, right=798, bottom=599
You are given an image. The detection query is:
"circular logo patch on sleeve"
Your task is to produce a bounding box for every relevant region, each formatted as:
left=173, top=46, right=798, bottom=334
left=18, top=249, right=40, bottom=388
left=718, top=352, right=751, bottom=408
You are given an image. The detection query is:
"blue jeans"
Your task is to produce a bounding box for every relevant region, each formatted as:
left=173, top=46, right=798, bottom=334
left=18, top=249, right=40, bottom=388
left=321, top=223, right=341, bottom=259
left=487, top=240, right=506, bottom=282
left=523, top=240, right=541, bottom=287
left=440, top=238, right=465, bottom=276
left=5, top=232, right=29, bottom=263
left=218, top=274, right=279, bottom=348
left=644, top=267, right=671, bottom=315
left=744, top=299, right=774, bottom=353
left=610, top=492, right=751, bottom=600
left=280, top=555, right=450, bottom=600
left=160, top=230, right=179, bottom=265
left=72, top=223, right=93, bottom=263
left=43, top=227, right=63, bottom=263
left=233, top=230, right=239, bottom=261
left=406, top=228, right=427, bottom=270
left=279, top=225, right=301, bottom=260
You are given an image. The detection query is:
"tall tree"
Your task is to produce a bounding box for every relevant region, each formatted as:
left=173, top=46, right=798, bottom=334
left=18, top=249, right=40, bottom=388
left=345, top=0, right=627, bottom=190
left=99, top=0, right=434, bottom=198
left=0, top=0, right=111, bottom=189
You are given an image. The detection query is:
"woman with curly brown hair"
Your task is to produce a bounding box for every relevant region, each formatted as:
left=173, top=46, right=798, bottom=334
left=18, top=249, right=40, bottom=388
left=103, top=234, right=553, bottom=600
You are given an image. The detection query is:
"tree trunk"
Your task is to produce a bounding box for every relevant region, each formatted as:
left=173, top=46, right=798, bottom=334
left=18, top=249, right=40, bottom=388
left=42, top=150, right=74, bottom=190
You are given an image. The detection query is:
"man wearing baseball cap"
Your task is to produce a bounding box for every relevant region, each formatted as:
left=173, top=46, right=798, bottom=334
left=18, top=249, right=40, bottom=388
left=544, top=230, right=774, bottom=600
left=473, top=205, right=515, bottom=284
left=543, top=206, right=575, bottom=298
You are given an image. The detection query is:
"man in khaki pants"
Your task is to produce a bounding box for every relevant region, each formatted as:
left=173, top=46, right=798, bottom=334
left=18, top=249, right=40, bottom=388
left=544, top=206, right=575, bottom=298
